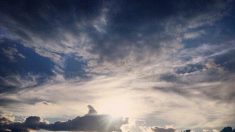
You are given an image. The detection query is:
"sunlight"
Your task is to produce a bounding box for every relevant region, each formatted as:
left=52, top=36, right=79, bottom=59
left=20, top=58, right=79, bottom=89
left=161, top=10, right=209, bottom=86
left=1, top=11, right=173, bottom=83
left=96, top=94, right=135, bottom=118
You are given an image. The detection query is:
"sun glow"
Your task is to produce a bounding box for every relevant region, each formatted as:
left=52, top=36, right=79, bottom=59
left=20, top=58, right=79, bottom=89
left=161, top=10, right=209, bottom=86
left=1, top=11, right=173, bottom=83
left=96, top=95, right=136, bottom=117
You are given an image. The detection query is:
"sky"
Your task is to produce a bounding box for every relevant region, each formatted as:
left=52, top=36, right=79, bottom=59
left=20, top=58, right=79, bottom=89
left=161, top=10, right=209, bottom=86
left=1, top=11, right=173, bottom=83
left=0, top=0, right=235, bottom=132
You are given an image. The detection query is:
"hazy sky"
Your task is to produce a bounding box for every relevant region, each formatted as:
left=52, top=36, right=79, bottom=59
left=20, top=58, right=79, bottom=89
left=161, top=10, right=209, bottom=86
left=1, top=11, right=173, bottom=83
left=0, top=0, right=235, bottom=132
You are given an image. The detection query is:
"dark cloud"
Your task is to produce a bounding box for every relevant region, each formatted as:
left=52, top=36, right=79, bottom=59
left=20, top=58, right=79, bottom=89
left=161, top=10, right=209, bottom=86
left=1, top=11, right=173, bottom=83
left=160, top=73, right=178, bottom=82
left=220, top=127, right=235, bottom=132
left=90, top=0, right=230, bottom=61
left=0, top=117, right=12, bottom=124
left=0, top=96, right=52, bottom=107
left=0, top=0, right=103, bottom=39
left=0, top=98, right=21, bottom=106
left=87, top=105, right=97, bottom=115
left=152, top=127, right=175, bottom=132
left=175, top=64, right=204, bottom=75
left=0, top=105, right=128, bottom=132
left=159, top=63, right=221, bottom=84
left=0, top=0, right=104, bottom=92
left=0, top=0, right=231, bottom=62
left=107, top=0, right=227, bottom=35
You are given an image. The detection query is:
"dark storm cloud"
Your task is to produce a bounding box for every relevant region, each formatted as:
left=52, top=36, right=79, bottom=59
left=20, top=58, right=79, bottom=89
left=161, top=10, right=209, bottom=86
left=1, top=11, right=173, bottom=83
left=0, top=106, right=128, bottom=132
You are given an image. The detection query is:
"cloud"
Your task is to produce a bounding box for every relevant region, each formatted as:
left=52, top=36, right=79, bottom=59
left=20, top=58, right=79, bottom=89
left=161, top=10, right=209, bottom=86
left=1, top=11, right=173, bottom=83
left=0, top=38, right=55, bottom=93
left=183, top=31, right=205, bottom=40
left=0, top=0, right=230, bottom=64
left=213, top=49, right=235, bottom=73
left=0, top=105, right=128, bottom=132
left=1, top=46, right=25, bottom=62
left=0, top=0, right=232, bottom=85
left=122, top=119, right=176, bottom=132
left=220, top=127, right=235, bottom=132
left=87, top=105, right=98, bottom=115
left=175, top=63, right=205, bottom=75
left=0, top=0, right=235, bottom=130
left=152, top=127, right=175, bottom=132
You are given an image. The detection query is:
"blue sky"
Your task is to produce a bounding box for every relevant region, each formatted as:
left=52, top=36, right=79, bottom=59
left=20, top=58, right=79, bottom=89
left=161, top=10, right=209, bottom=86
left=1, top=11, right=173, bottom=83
left=0, top=0, right=235, bottom=132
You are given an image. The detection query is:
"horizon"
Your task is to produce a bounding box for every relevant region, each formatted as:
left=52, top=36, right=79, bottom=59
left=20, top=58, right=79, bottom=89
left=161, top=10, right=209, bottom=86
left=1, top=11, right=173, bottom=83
left=0, top=105, right=234, bottom=132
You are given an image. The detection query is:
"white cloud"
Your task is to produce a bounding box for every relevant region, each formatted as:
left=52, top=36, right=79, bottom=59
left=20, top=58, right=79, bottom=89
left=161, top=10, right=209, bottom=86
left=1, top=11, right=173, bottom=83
left=183, top=30, right=205, bottom=40
left=2, top=47, right=25, bottom=62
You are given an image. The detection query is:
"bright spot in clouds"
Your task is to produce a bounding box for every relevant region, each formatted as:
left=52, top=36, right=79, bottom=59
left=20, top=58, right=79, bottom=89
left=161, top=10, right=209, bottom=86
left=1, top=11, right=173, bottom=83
left=96, top=94, right=136, bottom=117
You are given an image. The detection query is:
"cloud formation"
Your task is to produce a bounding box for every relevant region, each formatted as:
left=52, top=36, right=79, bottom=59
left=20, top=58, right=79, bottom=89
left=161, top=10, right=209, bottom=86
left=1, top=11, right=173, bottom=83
left=0, top=106, right=128, bottom=132
left=0, top=0, right=235, bottom=131
left=152, top=127, right=175, bottom=132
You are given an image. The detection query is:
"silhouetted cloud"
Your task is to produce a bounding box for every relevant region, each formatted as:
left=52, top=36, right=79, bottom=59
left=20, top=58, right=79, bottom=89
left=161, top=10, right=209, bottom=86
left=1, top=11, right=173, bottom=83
left=0, top=105, right=128, bottom=132
left=220, top=127, right=235, bottom=132
left=87, top=105, right=98, bottom=115
left=152, top=127, right=175, bottom=132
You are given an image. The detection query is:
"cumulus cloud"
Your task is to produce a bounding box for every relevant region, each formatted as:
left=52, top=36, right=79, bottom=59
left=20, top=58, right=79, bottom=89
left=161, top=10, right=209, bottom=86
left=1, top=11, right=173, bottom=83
left=0, top=105, right=128, bottom=132
left=121, top=119, right=176, bottom=132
